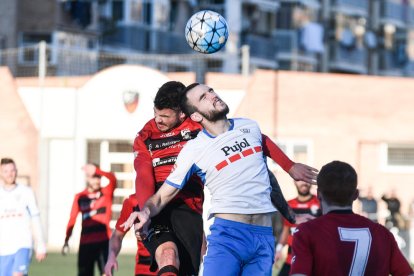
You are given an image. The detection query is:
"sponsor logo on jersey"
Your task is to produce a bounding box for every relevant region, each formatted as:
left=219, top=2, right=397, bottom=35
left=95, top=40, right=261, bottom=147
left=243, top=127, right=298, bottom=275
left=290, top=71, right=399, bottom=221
left=221, top=138, right=251, bottom=156
left=240, top=128, right=250, bottom=133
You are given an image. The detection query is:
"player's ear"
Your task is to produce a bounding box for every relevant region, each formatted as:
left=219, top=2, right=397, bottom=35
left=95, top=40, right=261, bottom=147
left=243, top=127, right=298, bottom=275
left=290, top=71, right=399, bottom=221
left=352, top=189, right=359, bottom=201
left=190, top=112, right=202, bottom=123
left=178, top=111, right=186, bottom=121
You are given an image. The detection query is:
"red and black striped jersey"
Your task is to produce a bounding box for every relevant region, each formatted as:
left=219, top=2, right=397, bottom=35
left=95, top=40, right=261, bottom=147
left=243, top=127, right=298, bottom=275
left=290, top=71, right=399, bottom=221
left=283, top=195, right=321, bottom=264
left=65, top=168, right=116, bottom=244
left=133, top=117, right=204, bottom=214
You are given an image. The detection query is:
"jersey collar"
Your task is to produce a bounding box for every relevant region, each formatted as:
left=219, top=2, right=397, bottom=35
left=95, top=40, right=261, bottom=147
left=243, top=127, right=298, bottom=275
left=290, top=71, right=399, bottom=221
left=202, top=118, right=234, bottom=138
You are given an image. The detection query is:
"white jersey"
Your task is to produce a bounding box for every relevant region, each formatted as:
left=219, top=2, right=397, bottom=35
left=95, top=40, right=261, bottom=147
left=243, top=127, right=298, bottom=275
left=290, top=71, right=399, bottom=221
left=0, top=184, right=46, bottom=256
left=166, top=118, right=276, bottom=219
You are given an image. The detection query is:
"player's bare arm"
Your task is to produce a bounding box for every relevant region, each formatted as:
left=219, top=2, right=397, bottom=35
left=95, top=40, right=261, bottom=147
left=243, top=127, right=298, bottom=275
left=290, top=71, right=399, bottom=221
left=105, top=230, right=125, bottom=276
left=121, top=183, right=180, bottom=232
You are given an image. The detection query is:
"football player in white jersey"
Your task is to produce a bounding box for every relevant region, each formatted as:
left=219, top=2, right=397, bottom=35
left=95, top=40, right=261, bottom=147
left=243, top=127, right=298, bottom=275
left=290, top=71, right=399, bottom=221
left=0, top=158, right=46, bottom=276
left=123, top=83, right=317, bottom=276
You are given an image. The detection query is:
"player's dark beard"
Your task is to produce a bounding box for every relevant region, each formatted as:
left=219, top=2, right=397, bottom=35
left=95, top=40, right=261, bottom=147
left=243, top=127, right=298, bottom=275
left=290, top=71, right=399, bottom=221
left=198, top=104, right=229, bottom=122
left=298, top=190, right=311, bottom=196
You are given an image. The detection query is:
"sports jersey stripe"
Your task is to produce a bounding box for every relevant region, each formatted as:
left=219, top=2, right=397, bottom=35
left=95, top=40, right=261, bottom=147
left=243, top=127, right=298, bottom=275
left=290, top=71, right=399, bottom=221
left=166, top=163, right=205, bottom=189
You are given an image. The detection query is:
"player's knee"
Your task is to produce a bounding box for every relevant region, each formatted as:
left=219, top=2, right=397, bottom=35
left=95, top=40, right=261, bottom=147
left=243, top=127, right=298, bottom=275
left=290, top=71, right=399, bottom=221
left=155, top=242, right=180, bottom=269
left=160, top=247, right=178, bottom=264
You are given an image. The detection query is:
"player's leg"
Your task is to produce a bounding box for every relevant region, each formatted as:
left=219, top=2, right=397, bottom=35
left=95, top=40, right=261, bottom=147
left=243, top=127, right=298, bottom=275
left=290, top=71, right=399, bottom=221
left=154, top=241, right=180, bottom=276
left=136, top=241, right=156, bottom=275
left=78, top=243, right=95, bottom=276
left=202, top=218, right=247, bottom=276
left=96, top=240, right=109, bottom=276
left=143, top=206, right=180, bottom=275
left=277, top=263, right=291, bottom=276
left=241, top=230, right=275, bottom=276
left=7, top=248, right=31, bottom=276
left=170, top=203, right=203, bottom=275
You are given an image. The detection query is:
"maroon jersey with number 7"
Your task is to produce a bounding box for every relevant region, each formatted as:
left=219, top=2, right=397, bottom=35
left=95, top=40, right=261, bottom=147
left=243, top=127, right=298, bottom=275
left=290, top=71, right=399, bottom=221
left=290, top=210, right=413, bottom=276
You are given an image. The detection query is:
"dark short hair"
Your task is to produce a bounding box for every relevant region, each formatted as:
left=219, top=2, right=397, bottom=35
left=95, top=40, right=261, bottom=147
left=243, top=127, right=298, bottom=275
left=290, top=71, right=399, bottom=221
left=317, top=161, right=357, bottom=206
left=154, top=81, right=186, bottom=111
left=1, top=158, right=15, bottom=166
left=179, top=82, right=200, bottom=116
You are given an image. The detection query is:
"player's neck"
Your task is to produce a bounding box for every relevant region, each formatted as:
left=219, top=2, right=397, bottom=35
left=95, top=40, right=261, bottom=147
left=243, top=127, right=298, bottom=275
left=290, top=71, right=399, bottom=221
left=2, top=182, right=17, bottom=190
left=321, top=201, right=353, bottom=215
left=203, top=118, right=231, bottom=136
left=297, top=194, right=312, bottom=202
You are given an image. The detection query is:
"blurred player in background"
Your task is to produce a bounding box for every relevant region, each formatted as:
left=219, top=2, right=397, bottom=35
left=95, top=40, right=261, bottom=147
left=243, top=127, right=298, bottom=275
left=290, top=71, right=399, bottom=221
left=290, top=161, right=414, bottom=276
left=105, top=194, right=155, bottom=276
left=125, top=83, right=318, bottom=276
left=274, top=180, right=320, bottom=276
left=0, top=158, right=46, bottom=276
left=132, top=81, right=204, bottom=276
left=62, top=163, right=116, bottom=276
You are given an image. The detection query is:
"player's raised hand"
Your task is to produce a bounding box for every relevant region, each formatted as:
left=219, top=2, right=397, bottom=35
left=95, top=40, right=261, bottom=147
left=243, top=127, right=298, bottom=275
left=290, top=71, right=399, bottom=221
left=82, top=163, right=97, bottom=177
left=288, top=163, right=318, bottom=184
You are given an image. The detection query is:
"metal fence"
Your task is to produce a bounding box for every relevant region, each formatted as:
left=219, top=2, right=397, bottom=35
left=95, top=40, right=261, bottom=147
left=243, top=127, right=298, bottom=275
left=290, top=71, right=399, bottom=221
left=0, top=42, right=247, bottom=81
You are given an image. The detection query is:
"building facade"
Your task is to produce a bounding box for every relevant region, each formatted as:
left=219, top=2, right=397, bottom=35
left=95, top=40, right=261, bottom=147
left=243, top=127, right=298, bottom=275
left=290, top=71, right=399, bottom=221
left=1, top=65, right=414, bottom=258
left=1, top=0, right=414, bottom=77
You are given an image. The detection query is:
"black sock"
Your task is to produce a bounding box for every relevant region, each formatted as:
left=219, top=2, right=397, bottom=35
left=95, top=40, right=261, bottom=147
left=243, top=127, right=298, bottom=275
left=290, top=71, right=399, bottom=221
left=157, top=265, right=179, bottom=276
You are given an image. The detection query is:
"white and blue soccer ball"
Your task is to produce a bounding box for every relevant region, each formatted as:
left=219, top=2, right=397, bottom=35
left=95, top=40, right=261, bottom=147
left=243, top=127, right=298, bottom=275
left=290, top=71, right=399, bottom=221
left=185, top=10, right=229, bottom=54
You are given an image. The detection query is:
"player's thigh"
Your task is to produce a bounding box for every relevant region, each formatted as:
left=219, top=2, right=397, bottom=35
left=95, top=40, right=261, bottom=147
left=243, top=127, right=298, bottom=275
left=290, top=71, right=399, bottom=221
left=201, top=241, right=242, bottom=276
left=241, top=234, right=275, bottom=276
left=0, top=248, right=31, bottom=276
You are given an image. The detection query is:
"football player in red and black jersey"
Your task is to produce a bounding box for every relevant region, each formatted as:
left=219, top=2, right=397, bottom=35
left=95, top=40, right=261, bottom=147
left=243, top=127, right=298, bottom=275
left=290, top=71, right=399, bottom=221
left=290, top=161, right=414, bottom=276
left=274, top=180, right=320, bottom=275
left=133, top=81, right=204, bottom=276
left=63, top=164, right=116, bottom=276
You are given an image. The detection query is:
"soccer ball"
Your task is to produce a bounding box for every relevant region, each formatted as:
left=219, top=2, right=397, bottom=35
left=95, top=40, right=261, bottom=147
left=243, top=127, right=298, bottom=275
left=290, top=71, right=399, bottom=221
left=185, top=10, right=229, bottom=54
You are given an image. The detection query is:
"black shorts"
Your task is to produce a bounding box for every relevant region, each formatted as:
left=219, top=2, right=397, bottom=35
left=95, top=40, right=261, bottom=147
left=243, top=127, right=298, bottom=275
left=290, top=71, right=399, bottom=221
left=78, top=240, right=109, bottom=276
left=143, top=202, right=203, bottom=275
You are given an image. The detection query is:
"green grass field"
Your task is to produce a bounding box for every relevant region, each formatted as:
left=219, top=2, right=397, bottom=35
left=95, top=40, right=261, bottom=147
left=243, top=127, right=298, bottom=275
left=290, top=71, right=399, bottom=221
left=29, top=252, right=135, bottom=276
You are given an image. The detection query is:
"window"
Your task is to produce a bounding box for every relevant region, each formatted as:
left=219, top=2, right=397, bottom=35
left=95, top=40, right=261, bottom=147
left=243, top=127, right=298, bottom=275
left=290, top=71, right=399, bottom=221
left=18, top=33, right=54, bottom=65
left=87, top=140, right=135, bottom=228
left=267, top=139, right=313, bottom=171
left=129, top=0, right=152, bottom=24
left=381, top=143, right=414, bottom=172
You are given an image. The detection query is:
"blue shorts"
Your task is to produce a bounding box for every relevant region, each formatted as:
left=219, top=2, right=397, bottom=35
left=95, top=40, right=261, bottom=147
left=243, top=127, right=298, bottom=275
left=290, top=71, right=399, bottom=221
left=0, top=248, right=32, bottom=276
left=201, top=217, right=275, bottom=276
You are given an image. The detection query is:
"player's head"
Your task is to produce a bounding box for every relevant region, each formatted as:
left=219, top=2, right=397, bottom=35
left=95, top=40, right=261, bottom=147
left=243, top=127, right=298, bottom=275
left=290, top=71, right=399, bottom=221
left=180, top=83, right=229, bottom=123
left=85, top=163, right=102, bottom=192
left=153, top=81, right=187, bottom=132
left=317, top=161, right=358, bottom=207
left=294, top=180, right=312, bottom=196
left=0, top=158, right=17, bottom=185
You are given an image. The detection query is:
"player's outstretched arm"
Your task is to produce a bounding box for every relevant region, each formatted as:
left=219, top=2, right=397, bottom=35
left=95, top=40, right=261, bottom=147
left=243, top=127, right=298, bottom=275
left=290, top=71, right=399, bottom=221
left=262, top=134, right=318, bottom=184
left=121, top=183, right=180, bottom=231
